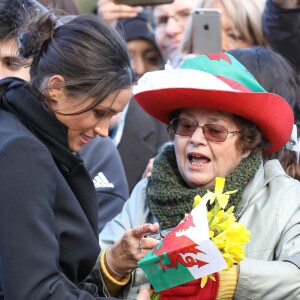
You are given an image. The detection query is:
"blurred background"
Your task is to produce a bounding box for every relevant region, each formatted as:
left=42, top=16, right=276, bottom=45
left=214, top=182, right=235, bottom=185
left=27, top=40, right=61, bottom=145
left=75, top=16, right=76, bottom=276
left=75, top=0, right=97, bottom=13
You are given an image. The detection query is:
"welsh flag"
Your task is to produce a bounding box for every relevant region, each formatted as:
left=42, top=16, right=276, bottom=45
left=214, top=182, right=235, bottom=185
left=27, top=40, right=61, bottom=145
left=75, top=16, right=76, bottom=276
left=138, top=197, right=227, bottom=292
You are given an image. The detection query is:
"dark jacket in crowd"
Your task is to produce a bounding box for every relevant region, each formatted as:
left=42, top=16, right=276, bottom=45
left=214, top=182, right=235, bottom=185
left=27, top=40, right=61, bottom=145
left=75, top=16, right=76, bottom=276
left=263, top=0, right=300, bottom=76
left=114, top=10, right=169, bottom=193
left=80, top=136, right=129, bottom=233
left=117, top=99, right=170, bottom=192
left=0, top=77, right=116, bottom=299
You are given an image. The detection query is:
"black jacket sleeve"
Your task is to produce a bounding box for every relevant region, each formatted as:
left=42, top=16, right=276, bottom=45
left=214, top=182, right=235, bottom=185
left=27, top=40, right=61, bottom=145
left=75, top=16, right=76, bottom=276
left=0, top=134, right=117, bottom=299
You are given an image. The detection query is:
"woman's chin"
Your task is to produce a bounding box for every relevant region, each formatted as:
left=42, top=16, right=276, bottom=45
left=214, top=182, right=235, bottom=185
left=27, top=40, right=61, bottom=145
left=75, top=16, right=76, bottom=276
left=68, top=143, right=81, bottom=153
left=186, top=176, right=214, bottom=189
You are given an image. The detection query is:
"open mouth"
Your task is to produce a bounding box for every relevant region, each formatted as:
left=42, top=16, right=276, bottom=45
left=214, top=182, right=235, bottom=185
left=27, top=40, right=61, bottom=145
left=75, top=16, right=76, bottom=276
left=188, top=154, right=211, bottom=166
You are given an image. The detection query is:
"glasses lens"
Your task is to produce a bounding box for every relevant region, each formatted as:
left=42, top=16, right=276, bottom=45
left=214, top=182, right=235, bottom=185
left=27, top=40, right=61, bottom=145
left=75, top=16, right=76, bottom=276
left=203, top=124, right=227, bottom=142
left=172, top=118, right=196, bottom=136
left=154, top=12, right=191, bottom=31
left=170, top=119, right=229, bottom=141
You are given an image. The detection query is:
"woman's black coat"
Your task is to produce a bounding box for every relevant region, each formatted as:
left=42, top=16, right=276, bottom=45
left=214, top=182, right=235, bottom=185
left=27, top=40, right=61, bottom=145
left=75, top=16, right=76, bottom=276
left=0, top=78, right=116, bottom=299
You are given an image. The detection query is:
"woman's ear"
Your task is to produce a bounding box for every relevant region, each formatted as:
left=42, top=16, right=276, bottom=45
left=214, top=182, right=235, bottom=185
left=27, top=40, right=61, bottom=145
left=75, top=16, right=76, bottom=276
left=242, top=150, right=251, bottom=158
left=46, top=75, right=65, bottom=102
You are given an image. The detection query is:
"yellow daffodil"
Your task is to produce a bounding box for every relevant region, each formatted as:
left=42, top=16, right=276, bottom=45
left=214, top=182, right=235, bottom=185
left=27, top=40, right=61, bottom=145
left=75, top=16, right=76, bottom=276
left=192, top=177, right=251, bottom=288
left=208, top=177, right=238, bottom=209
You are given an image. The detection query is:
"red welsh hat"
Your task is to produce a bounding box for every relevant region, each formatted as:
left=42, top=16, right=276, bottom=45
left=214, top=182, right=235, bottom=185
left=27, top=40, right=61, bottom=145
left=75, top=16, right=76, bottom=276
left=133, top=53, right=294, bottom=154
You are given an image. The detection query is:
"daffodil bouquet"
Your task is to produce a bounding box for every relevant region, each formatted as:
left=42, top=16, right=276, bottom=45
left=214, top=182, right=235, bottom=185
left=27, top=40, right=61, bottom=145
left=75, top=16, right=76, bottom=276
left=139, top=177, right=251, bottom=298
left=193, top=177, right=251, bottom=288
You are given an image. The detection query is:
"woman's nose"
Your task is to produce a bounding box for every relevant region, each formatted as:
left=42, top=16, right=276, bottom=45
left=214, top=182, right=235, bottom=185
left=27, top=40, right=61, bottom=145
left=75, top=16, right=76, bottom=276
left=190, top=127, right=208, bottom=145
left=94, top=125, right=109, bottom=138
left=165, top=17, right=183, bottom=36
left=133, top=57, right=147, bottom=77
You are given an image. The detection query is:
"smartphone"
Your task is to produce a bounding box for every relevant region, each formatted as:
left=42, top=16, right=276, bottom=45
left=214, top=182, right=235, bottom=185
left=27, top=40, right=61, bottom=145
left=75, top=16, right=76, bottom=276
left=191, top=8, right=221, bottom=54
left=115, top=0, right=173, bottom=6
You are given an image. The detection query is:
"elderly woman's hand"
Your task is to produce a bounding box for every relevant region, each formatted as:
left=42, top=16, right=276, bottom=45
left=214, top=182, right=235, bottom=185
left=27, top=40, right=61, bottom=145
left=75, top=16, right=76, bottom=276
left=97, top=0, right=143, bottom=27
left=106, top=222, right=160, bottom=277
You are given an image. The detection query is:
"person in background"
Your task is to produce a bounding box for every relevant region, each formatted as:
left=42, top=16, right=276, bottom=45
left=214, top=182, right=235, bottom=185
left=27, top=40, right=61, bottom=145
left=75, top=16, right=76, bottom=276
left=97, top=0, right=198, bottom=65
left=0, top=0, right=130, bottom=234
left=0, top=0, right=33, bottom=80
left=97, top=0, right=142, bottom=26
left=181, top=0, right=268, bottom=57
left=151, top=0, right=197, bottom=64
left=116, top=10, right=164, bottom=78
left=228, top=46, right=300, bottom=181
left=109, top=10, right=170, bottom=192
left=0, top=5, right=157, bottom=298
left=262, top=0, right=300, bottom=80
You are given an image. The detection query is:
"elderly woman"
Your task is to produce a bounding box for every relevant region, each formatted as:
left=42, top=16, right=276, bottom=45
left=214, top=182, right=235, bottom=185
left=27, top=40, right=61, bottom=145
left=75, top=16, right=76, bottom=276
left=99, top=53, right=300, bottom=299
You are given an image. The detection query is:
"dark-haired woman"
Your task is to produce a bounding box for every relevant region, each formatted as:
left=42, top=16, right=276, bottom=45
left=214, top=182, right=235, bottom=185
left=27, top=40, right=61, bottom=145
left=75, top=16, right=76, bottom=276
left=0, top=10, right=153, bottom=300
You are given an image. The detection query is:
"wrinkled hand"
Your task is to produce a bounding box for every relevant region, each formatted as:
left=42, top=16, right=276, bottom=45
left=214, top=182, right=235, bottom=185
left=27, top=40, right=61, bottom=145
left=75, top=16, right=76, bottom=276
left=97, top=0, right=143, bottom=26
left=272, top=0, right=300, bottom=8
left=108, top=223, right=160, bottom=275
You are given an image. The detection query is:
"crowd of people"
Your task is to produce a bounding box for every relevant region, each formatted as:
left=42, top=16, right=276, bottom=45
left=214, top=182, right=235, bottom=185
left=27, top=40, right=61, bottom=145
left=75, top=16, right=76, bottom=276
left=0, top=0, right=299, bottom=299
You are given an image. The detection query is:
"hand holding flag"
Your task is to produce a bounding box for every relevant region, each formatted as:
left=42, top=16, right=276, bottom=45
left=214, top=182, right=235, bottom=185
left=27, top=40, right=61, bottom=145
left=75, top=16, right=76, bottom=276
left=138, top=177, right=251, bottom=298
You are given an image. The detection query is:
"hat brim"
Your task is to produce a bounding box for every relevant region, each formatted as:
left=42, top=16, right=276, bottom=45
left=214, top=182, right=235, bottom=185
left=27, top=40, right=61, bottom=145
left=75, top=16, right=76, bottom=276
left=134, top=88, right=294, bottom=155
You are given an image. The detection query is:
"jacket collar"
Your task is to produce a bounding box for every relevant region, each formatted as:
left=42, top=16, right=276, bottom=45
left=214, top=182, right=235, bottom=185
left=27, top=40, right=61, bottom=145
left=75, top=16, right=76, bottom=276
left=236, top=160, right=286, bottom=220
left=0, top=77, right=99, bottom=237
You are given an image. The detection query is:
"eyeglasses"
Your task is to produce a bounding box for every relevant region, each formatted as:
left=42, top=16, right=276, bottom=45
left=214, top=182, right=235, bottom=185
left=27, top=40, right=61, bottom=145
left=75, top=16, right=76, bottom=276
left=168, top=118, right=241, bottom=142
left=154, top=10, right=191, bottom=31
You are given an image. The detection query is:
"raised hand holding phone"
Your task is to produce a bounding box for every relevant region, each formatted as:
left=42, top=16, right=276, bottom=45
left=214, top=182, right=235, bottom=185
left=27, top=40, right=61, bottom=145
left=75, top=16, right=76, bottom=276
left=191, top=8, right=221, bottom=54
left=97, top=0, right=143, bottom=26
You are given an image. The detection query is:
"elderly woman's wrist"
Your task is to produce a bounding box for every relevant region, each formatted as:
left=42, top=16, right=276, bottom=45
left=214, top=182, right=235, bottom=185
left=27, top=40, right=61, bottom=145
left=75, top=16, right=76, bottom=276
left=99, top=250, right=131, bottom=296
left=105, top=246, right=134, bottom=278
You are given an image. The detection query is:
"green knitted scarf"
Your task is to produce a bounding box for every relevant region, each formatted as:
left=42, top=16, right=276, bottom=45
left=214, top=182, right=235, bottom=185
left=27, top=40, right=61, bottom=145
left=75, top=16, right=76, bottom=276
left=147, top=144, right=262, bottom=229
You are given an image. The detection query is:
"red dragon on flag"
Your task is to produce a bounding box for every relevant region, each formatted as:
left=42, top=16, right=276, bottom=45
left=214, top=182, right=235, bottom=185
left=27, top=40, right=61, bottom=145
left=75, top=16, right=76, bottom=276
left=153, top=214, right=208, bottom=271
